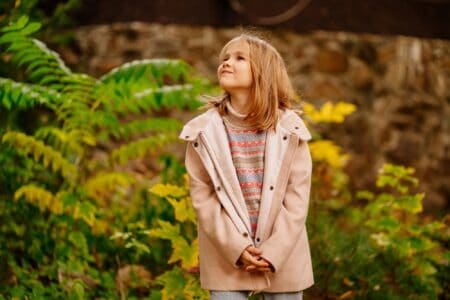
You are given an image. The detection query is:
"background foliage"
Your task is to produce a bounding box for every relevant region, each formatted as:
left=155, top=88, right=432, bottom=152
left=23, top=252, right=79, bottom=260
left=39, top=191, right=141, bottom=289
left=0, top=10, right=448, bottom=300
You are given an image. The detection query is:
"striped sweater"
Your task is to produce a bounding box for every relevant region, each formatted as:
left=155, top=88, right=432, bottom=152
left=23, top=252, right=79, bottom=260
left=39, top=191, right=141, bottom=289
left=222, top=101, right=267, bottom=238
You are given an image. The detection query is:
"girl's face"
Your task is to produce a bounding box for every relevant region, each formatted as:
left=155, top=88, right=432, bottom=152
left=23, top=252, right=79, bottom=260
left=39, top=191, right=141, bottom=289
left=217, top=39, right=253, bottom=93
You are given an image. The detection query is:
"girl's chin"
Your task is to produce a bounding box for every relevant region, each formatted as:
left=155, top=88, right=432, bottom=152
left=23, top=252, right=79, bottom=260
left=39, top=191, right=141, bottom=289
left=218, top=82, right=235, bottom=90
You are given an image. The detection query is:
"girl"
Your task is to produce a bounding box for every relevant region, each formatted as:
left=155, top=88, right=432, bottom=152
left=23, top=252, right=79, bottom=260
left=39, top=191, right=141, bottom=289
left=180, top=33, right=313, bottom=299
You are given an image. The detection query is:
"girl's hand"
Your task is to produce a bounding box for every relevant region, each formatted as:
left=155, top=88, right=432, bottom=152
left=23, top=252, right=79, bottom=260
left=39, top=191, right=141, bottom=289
left=244, top=257, right=273, bottom=273
left=238, top=246, right=272, bottom=273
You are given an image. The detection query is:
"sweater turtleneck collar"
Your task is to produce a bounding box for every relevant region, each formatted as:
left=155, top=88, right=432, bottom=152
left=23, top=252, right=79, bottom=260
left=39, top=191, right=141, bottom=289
left=223, top=100, right=253, bottom=129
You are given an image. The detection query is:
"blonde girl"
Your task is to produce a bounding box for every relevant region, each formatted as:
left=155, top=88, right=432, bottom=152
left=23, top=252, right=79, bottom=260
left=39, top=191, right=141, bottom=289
left=180, top=33, right=313, bottom=299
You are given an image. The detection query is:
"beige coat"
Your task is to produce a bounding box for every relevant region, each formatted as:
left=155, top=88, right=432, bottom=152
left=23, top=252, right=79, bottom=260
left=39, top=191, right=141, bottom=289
left=179, top=107, right=314, bottom=292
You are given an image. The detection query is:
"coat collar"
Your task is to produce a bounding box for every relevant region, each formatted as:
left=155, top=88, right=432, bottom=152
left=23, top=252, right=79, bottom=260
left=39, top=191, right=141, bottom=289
left=179, top=107, right=312, bottom=142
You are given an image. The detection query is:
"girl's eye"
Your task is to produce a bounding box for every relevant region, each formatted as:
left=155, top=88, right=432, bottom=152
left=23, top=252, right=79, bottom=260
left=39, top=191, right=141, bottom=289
left=237, top=56, right=245, bottom=60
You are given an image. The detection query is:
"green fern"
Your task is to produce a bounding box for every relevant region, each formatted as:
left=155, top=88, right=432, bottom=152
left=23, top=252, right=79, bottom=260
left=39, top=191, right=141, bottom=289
left=2, top=131, right=78, bottom=180
left=33, top=126, right=92, bottom=157
left=111, top=118, right=183, bottom=140
left=0, top=77, right=61, bottom=110
left=134, top=84, right=200, bottom=111
left=99, top=59, right=190, bottom=86
left=84, top=172, right=136, bottom=205
left=109, top=133, right=177, bottom=165
left=14, top=184, right=63, bottom=214
left=1, top=16, right=71, bottom=90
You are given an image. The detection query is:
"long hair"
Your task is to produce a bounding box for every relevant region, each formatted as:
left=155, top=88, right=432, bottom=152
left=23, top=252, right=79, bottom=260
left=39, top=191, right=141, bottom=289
left=209, top=33, right=299, bottom=131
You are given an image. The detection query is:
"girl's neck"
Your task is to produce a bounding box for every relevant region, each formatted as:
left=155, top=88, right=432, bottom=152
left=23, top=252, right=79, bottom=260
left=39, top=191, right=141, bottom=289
left=228, top=91, right=251, bottom=115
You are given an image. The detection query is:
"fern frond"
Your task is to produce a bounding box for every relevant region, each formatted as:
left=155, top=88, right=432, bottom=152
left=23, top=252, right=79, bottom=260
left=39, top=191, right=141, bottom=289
left=95, top=59, right=203, bottom=114
left=55, top=73, right=101, bottom=134
left=14, top=184, right=63, bottom=214
left=2, top=131, right=78, bottom=180
left=135, top=84, right=201, bottom=111
left=110, top=133, right=177, bottom=165
left=0, top=77, right=62, bottom=110
left=110, top=118, right=183, bottom=140
left=84, top=172, right=136, bottom=205
left=0, top=16, right=71, bottom=89
left=99, top=59, right=190, bottom=85
left=33, top=126, right=92, bottom=157
left=72, top=201, right=97, bottom=226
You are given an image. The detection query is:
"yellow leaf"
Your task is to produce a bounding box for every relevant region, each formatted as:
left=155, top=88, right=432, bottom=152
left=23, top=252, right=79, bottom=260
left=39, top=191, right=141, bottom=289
left=150, top=183, right=186, bottom=198
left=167, top=197, right=197, bottom=224
left=309, top=140, right=349, bottom=168
left=304, top=101, right=356, bottom=123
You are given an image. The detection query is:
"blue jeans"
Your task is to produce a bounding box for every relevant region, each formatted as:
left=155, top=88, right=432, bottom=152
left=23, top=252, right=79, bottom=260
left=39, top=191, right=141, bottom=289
left=210, top=291, right=303, bottom=300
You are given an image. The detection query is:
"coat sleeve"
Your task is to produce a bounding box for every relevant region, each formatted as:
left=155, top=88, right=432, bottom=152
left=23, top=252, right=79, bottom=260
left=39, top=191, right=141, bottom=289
left=185, top=142, right=253, bottom=268
left=259, top=139, right=312, bottom=273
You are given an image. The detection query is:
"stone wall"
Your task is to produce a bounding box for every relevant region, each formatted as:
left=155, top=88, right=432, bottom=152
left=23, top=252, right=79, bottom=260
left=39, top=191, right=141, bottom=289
left=63, top=22, right=449, bottom=211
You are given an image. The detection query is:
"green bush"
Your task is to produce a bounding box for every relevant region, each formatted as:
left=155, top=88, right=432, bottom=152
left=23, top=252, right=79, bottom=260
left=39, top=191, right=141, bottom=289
left=308, top=164, right=447, bottom=300
left=0, top=15, right=207, bottom=299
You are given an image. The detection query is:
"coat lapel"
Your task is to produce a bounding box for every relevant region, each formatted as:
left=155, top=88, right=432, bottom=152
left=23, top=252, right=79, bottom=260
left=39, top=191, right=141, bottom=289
left=201, top=112, right=252, bottom=234
left=255, top=124, right=293, bottom=242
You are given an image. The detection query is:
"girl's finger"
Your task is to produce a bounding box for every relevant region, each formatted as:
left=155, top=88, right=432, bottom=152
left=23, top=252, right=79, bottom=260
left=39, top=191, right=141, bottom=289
left=245, top=265, right=256, bottom=272
left=248, top=255, right=269, bottom=267
left=246, top=246, right=262, bottom=256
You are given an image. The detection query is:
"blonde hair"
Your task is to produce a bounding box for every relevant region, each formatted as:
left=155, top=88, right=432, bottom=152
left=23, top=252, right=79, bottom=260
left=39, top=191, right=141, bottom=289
left=209, top=33, right=299, bottom=131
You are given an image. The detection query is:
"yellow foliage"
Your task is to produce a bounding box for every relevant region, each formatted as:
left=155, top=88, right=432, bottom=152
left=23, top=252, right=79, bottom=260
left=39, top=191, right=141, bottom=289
left=183, top=173, right=189, bottom=190
left=304, top=101, right=356, bottom=123
left=92, top=219, right=109, bottom=235
left=14, top=185, right=63, bottom=214
left=84, top=172, right=135, bottom=205
left=150, top=183, right=187, bottom=198
left=2, top=131, right=78, bottom=180
left=167, top=197, right=197, bottom=224
left=73, top=201, right=96, bottom=226
left=169, top=237, right=199, bottom=269
left=309, top=140, right=349, bottom=168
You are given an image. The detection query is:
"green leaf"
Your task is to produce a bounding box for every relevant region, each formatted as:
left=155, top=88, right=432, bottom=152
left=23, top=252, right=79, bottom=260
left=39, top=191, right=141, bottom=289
left=125, top=240, right=151, bottom=254
left=183, top=276, right=209, bottom=300
left=155, top=267, right=186, bottom=300
left=74, top=201, right=96, bottom=226
left=394, top=194, right=423, bottom=213
left=148, top=290, right=162, bottom=300
left=366, top=216, right=400, bottom=233
left=69, top=231, right=89, bottom=257
left=355, top=190, right=374, bottom=201
left=0, top=32, right=26, bottom=45
left=20, top=22, right=42, bottom=36
left=149, top=220, right=180, bottom=241
left=408, top=236, right=435, bottom=252
left=169, top=238, right=199, bottom=269
left=1, top=15, right=29, bottom=32
left=415, top=261, right=437, bottom=276
left=72, top=281, right=85, bottom=300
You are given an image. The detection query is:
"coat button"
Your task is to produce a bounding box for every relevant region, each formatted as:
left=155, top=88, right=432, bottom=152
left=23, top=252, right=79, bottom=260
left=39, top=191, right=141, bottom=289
left=193, top=142, right=198, bottom=147
left=295, top=126, right=299, bottom=129
left=185, top=135, right=189, bottom=139
left=283, top=136, right=287, bottom=140
left=243, top=232, right=248, bottom=238
left=256, top=237, right=260, bottom=242
left=270, top=186, right=274, bottom=190
left=216, top=186, right=221, bottom=191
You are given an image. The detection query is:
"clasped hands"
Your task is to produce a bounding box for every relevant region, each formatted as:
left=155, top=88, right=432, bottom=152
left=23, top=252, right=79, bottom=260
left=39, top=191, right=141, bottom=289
left=238, top=246, right=273, bottom=273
